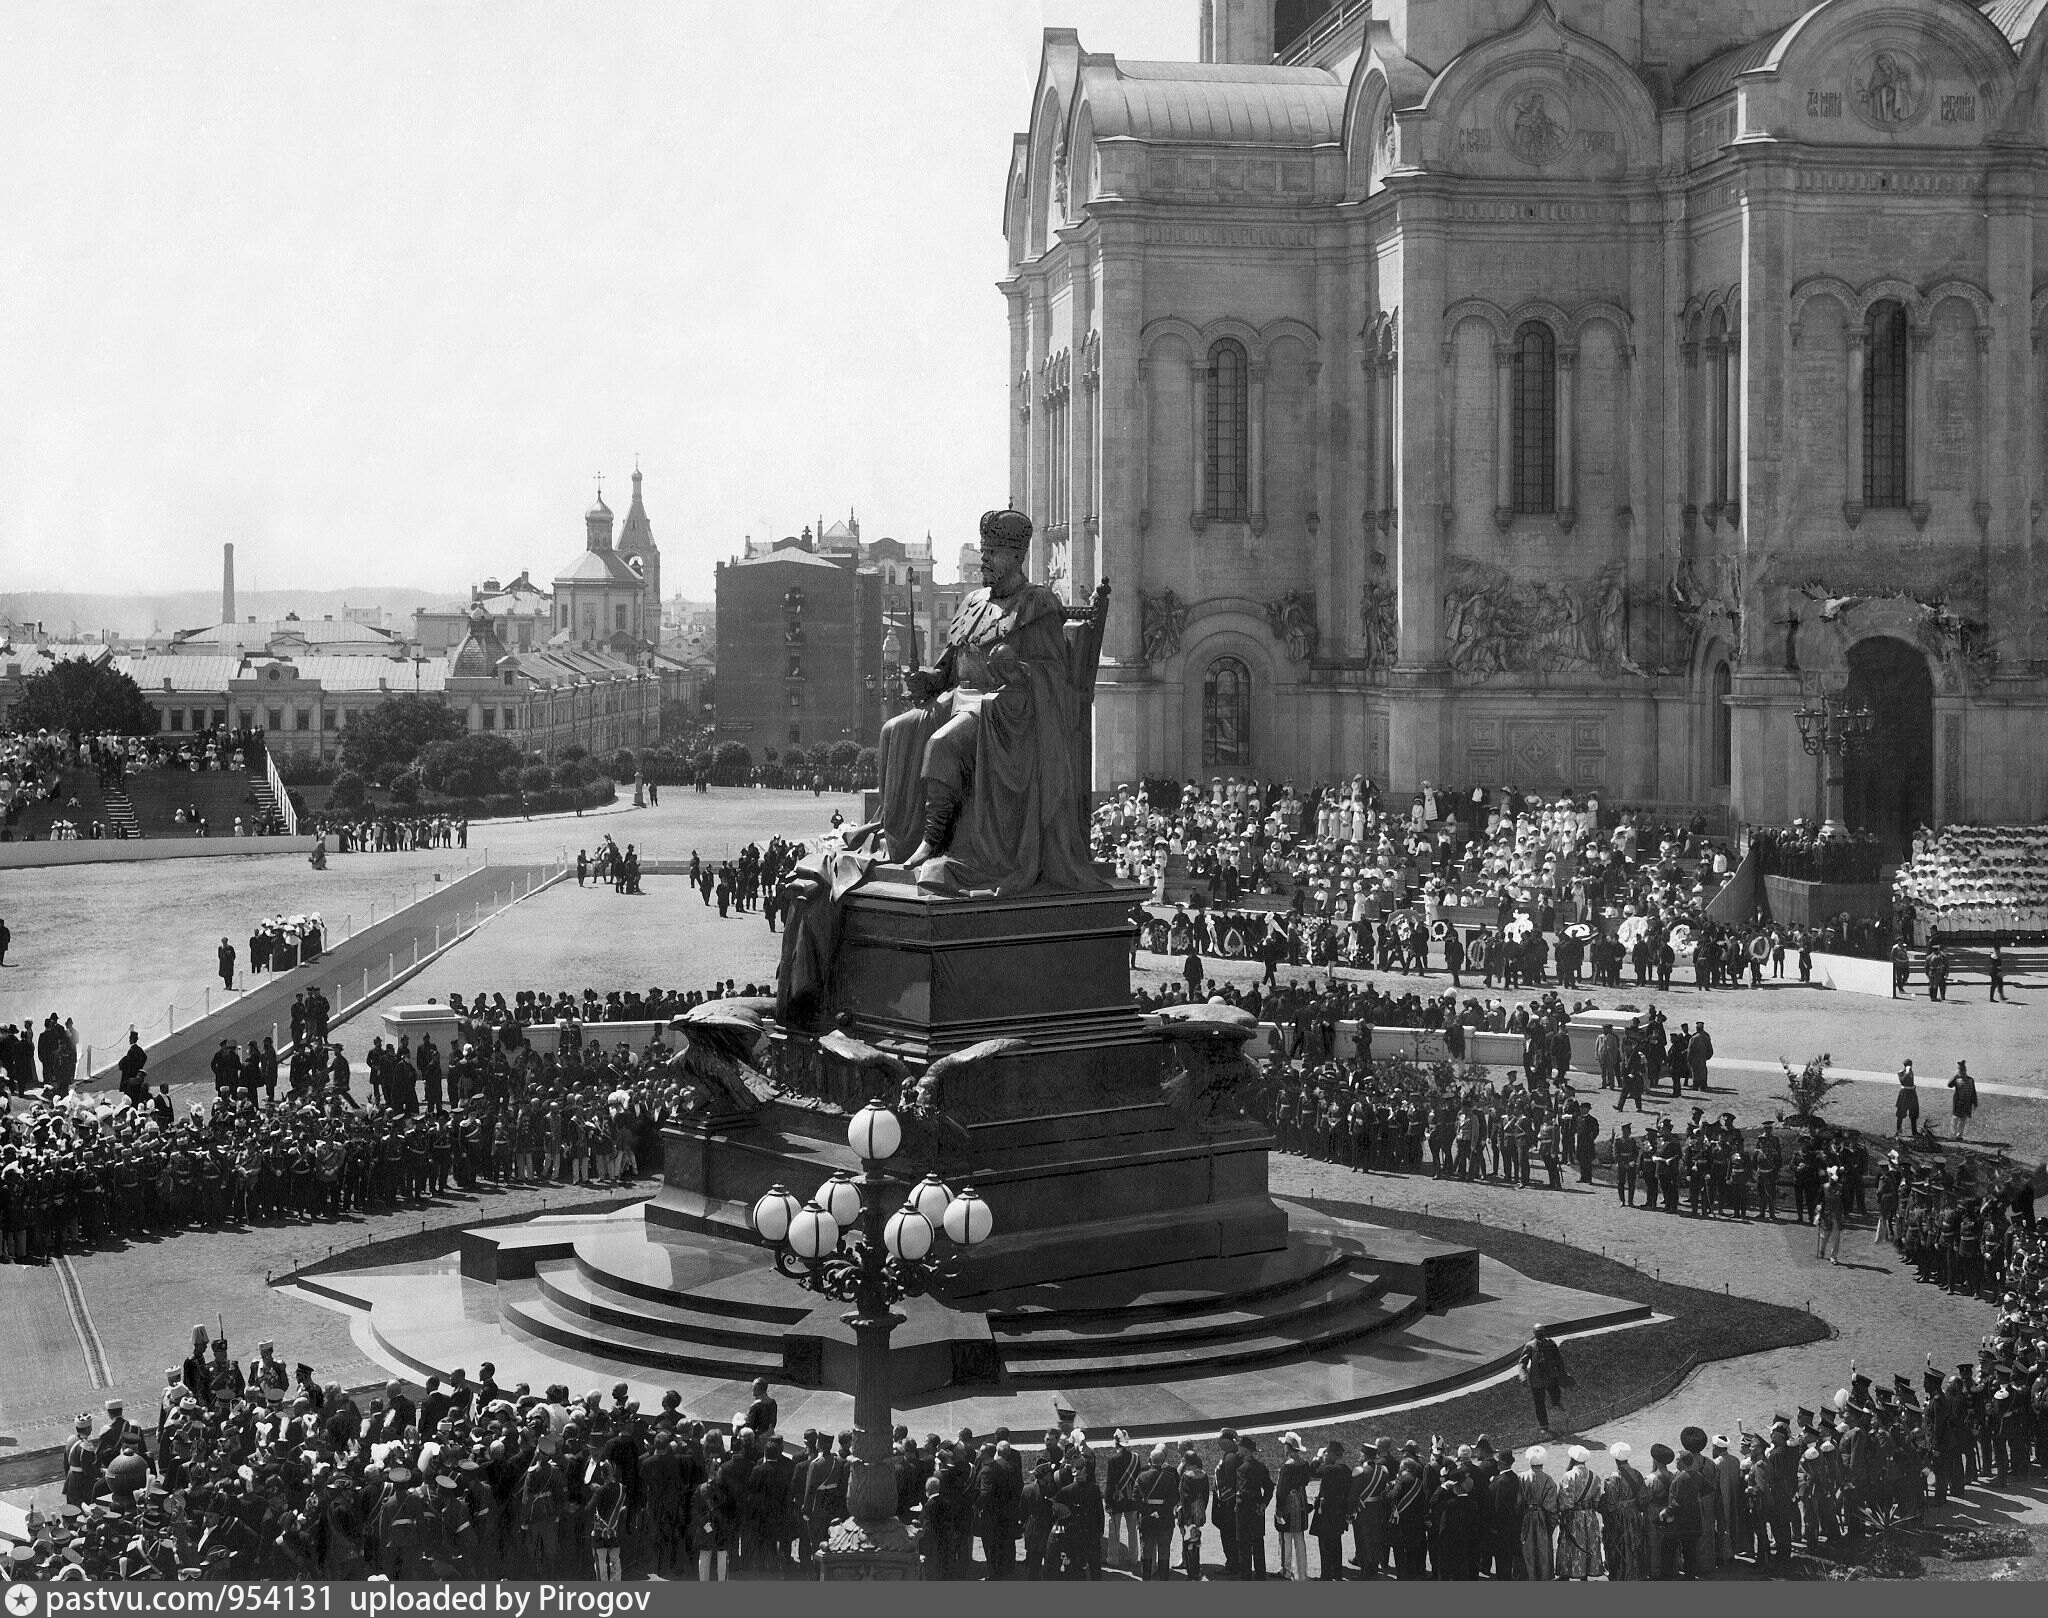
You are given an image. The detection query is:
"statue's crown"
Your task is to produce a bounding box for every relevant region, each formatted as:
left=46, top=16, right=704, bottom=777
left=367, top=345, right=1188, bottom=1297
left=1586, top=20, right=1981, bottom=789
left=979, top=509, right=1033, bottom=552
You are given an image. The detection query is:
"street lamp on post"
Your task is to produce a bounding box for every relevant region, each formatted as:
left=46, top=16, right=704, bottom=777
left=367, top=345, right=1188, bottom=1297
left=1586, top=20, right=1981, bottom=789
left=748, top=1099, right=994, bottom=1578
left=1792, top=685, right=1876, bottom=838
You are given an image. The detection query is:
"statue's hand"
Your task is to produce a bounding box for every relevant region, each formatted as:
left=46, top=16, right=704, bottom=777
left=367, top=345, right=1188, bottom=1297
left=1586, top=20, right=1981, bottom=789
left=986, top=644, right=1026, bottom=687
left=903, top=666, right=946, bottom=702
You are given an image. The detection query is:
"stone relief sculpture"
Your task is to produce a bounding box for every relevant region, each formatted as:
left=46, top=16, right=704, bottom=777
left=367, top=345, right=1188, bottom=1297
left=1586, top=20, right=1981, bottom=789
left=1140, top=588, right=1188, bottom=662
left=1264, top=590, right=1319, bottom=663
left=1443, top=561, right=1644, bottom=682
left=1359, top=570, right=1397, bottom=672
left=1792, top=574, right=2000, bottom=687
left=1668, top=555, right=1743, bottom=668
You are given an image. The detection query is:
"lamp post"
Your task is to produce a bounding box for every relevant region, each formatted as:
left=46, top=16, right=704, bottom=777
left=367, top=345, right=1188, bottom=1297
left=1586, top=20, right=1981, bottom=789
left=1793, top=687, right=1876, bottom=839
left=749, top=1100, right=994, bottom=1579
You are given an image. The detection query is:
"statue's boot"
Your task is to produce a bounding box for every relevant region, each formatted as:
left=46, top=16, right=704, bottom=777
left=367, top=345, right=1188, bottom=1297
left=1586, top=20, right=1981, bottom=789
left=905, top=783, right=962, bottom=866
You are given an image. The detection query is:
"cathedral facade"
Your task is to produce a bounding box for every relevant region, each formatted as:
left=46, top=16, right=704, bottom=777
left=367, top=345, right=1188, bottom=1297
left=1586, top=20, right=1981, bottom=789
left=1004, top=0, right=2048, bottom=842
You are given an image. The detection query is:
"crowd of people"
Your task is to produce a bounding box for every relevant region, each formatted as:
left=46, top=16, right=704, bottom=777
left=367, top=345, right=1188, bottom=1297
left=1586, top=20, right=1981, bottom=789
left=687, top=838, right=804, bottom=920
left=1895, top=825, right=2048, bottom=939
left=10, top=1302, right=2046, bottom=1583
left=0, top=972, right=788, bottom=1263
left=307, top=814, right=469, bottom=853
left=575, top=838, right=642, bottom=894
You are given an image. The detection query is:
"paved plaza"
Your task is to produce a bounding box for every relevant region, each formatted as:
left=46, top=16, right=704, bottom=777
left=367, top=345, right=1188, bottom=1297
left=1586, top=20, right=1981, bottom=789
left=4, top=786, right=2045, bottom=1578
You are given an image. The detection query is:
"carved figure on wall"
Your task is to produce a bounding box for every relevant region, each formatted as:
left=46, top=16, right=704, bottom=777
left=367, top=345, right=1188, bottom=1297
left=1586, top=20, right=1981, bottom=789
left=1443, top=569, right=1524, bottom=681
left=1359, top=573, right=1398, bottom=671
left=1141, top=588, right=1188, bottom=662
left=1264, top=590, right=1319, bottom=663
left=1508, top=90, right=1569, bottom=163
left=1591, top=566, right=1644, bottom=675
left=1859, top=51, right=1920, bottom=126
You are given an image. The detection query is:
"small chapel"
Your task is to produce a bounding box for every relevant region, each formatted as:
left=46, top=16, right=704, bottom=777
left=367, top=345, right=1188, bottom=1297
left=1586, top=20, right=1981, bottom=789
left=1005, top=0, right=2048, bottom=841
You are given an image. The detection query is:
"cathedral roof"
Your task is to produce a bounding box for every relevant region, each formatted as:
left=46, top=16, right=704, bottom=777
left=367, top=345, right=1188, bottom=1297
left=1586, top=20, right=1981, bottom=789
left=1080, top=58, right=1345, bottom=147
left=1984, top=0, right=2048, bottom=44
left=617, top=469, right=656, bottom=555
left=1676, top=33, right=1782, bottom=107
left=587, top=492, right=613, bottom=524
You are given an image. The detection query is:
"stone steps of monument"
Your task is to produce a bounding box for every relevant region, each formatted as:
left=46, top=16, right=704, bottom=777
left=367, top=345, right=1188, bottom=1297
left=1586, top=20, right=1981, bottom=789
left=985, top=1248, right=1356, bottom=1328
left=996, top=1286, right=1421, bottom=1386
left=500, top=1286, right=786, bottom=1382
left=987, top=1264, right=1391, bottom=1354
left=535, top=1260, right=798, bottom=1356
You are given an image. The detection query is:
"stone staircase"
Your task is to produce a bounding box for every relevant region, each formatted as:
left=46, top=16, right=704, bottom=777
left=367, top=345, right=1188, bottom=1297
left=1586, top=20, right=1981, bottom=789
left=246, top=766, right=285, bottom=832
left=475, top=1218, right=1423, bottom=1394
left=102, top=785, right=139, bottom=839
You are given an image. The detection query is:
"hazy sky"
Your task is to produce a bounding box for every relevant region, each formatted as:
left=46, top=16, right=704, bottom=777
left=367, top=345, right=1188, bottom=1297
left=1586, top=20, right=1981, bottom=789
left=0, top=0, right=1192, bottom=601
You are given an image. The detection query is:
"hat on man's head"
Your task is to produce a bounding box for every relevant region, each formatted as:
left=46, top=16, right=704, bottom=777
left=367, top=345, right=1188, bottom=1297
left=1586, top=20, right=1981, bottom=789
left=978, top=509, right=1034, bottom=552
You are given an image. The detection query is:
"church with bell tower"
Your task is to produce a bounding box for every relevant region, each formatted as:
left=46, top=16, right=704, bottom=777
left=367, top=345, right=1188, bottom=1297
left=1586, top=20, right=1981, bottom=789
left=553, top=468, right=663, bottom=652
left=1007, top=0, right=2048, bottom=845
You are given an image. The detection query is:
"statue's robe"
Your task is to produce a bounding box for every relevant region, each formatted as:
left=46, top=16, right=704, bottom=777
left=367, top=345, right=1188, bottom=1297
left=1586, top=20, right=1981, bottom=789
left=876, top=579, right=1107, bottom=897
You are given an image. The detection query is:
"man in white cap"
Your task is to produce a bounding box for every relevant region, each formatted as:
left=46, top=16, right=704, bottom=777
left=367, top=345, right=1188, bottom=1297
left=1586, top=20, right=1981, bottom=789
left=1519, top=1444, right=1559, bottom=1579
left=1710, top=1434, right=1744, bottom=1562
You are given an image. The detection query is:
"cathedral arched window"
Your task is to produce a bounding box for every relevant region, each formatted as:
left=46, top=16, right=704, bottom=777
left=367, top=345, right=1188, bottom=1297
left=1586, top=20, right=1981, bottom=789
left=1202, top=656, right=1252, bottom=766
left=1206, top=339, right=1250, bottom=522
left=1711, top=660, right=1732, bottom=788
left=1709, top=310, right=1731, bottom=512
left=1511, top=321, right=1557, bottom=514
left=1864, top=301, right=1909, bottom=508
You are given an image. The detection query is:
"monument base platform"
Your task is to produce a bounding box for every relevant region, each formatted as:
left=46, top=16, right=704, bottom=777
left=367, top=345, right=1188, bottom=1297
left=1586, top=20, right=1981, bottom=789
left=285, top=1198, right=1650, bottom=1438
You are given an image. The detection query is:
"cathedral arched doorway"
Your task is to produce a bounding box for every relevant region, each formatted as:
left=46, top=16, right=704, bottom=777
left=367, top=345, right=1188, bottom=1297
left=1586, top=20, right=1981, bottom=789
left=1842, top=635, right=1933, bottom=853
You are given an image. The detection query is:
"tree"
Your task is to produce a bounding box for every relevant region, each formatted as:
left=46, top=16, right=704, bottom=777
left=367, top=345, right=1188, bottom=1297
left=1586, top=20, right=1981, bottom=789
left=518, top=763, right=554, bottom=793
left=609, top=748, right=638, bottom=781
left=416, top=733, right=522, bottom=800
left=828, top=740, right=862, bottom=773
left=341, top=695, right=465, bottom=785
left=1780, top=1053, right=1851, bottom=1125
left=854, top=746, right=879, bottom=786
left=712, top=741, right=752, bottom=775
left=328, top=770, right=367, bottom=812
left=9, top=659, right=158, bottom=744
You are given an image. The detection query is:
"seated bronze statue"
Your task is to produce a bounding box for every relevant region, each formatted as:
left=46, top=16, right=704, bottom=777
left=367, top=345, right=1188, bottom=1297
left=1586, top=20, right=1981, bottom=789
left=872, top=507, right=1110, bottom=895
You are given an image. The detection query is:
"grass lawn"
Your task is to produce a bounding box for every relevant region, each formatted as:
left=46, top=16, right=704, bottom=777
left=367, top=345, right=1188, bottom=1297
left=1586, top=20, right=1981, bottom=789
left=1287, top=1193, right=1832, bottom=1457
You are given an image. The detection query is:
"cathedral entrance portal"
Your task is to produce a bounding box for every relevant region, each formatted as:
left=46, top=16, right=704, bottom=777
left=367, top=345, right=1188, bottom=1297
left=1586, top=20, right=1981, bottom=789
left=1843, top=636, right=1933, bottom=854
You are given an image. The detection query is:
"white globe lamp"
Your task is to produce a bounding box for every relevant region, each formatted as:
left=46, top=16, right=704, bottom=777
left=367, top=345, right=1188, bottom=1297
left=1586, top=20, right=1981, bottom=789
left=819, top=1171, right=862, bottom=1228
left=941, top=1186, right=994, bottom=1248
left=787, top=1201, right=840, bottom=1260
left=847, top=1103, right=902, bottom=1163
left=909, top=1173, right=953, bottom=1225
left=750, top=1184, right=800, bottom=1243
left=883, top=1205, right=935, bottom=1263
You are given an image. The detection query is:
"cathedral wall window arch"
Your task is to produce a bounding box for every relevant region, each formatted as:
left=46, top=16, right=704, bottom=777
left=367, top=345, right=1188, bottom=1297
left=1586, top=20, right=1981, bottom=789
left=1862, top=300, right=1911, bottom=511
left=1205, top=337, right=1251, bottom=523
left=1509, top=320, right=1558, bottom=517
left=1201, top=654, right=1252, bottom=766
left=1793, top=277, right=1992, bottom=533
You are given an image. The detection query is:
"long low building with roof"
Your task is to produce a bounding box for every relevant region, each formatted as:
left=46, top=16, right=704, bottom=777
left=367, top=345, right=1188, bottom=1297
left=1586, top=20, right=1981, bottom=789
left=114, top=602, right=659, bottom=763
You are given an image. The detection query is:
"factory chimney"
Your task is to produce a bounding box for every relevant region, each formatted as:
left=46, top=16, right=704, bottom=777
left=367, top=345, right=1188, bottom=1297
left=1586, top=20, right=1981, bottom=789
left=223, top=542, right=236, bottom=625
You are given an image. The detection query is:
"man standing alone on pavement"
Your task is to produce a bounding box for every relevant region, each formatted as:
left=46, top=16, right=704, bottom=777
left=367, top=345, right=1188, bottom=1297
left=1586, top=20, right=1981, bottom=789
left=1518, top=1324, right=1571, bottom=1431
left=217, top=937, right=236, bottom=991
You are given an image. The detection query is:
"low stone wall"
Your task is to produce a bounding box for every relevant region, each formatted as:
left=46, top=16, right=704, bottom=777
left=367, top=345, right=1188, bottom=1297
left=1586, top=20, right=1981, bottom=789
left=0, top=834, right=315, bottom=869
left=1762, top=875, right=1889, bottom=926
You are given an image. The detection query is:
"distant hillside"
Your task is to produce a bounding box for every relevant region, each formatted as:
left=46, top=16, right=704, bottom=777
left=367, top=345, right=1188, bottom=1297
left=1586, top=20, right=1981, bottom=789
left=0, top=587, right=450, bottom=640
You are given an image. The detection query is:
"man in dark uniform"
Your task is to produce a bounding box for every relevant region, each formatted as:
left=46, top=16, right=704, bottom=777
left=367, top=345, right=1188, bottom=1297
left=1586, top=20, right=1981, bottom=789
left=1231, top=1436, right=1272, bottom=1579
